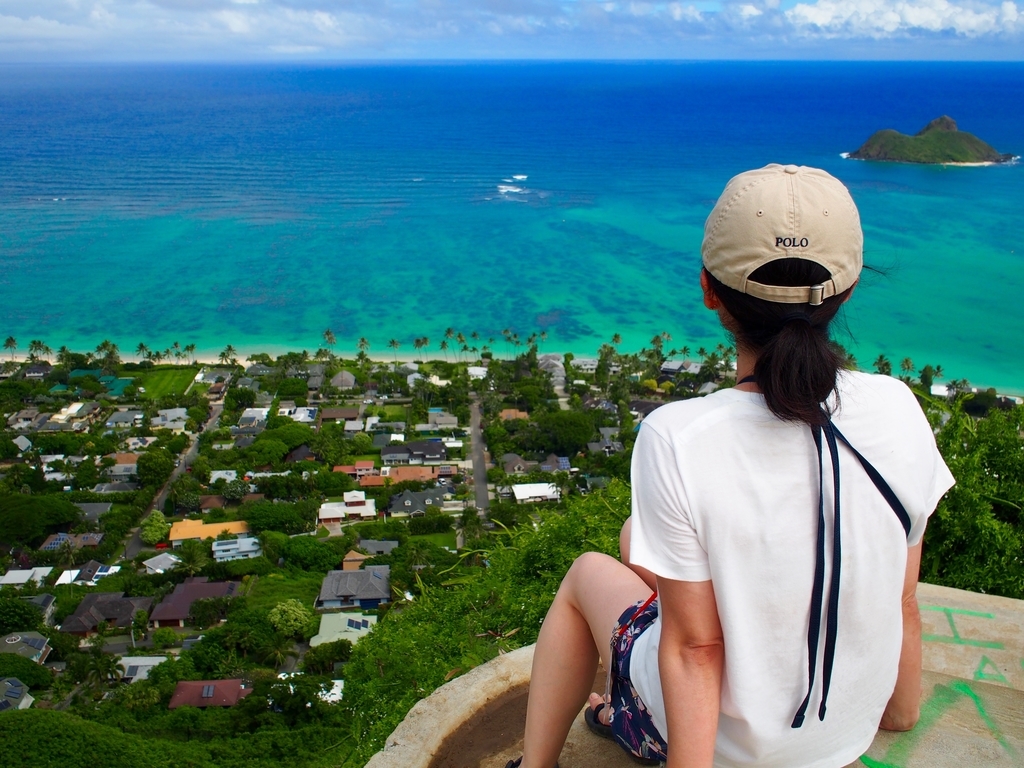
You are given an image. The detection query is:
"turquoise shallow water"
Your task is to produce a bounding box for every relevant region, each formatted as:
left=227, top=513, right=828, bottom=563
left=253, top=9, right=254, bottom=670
left=0, top=63, right=1022, bottom=390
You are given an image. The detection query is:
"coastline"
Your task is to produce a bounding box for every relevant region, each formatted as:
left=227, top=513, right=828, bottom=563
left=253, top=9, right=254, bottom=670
left=840, top=152, right=1020, bottom=166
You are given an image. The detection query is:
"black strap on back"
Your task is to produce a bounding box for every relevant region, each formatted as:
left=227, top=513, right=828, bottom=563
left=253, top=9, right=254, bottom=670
left=790, top=416, right=911, bottom=728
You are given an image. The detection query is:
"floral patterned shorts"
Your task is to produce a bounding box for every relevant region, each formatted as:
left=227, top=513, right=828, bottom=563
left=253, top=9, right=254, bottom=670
left=608, top=597, right=669, bottom=762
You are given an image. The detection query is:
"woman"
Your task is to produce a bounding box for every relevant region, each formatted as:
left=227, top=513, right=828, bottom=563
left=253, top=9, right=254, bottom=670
left=508, top=164, right=954, bottom=768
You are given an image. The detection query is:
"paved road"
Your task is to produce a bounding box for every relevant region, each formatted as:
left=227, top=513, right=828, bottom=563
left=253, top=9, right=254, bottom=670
left=124, top=402, right=223, bottom=560
left=469, top=395, right=489, bottom=513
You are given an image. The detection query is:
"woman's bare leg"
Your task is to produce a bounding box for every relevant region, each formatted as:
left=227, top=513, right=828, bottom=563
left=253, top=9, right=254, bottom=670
left=520, top=552, right=653, bottom=768
left=620, top=516, right=658, bottom=592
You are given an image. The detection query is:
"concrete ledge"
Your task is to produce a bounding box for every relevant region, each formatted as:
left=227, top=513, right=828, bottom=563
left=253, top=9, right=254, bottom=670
left=365, top=645, right=534, bottom=768
left=367, top=583, right=1024, bottom=768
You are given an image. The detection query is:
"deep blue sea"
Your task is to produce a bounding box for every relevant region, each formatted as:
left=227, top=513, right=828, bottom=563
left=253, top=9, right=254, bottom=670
left=1, top=62, right=1022, bottom=390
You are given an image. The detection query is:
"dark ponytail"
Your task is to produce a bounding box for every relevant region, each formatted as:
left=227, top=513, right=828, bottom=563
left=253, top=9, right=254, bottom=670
left=705, top=259, right=853, bottom=427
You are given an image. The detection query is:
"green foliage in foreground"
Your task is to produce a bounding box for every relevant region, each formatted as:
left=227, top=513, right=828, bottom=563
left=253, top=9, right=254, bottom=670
left=340, top=481, right=632, bottom=765
left=923, top=403, right=1024, bottom=598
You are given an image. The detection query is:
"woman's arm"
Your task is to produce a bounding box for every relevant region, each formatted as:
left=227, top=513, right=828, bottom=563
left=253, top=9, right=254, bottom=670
left=657, top=576, right=725, bottom=768
left=879, top=542, right=924, bottom=731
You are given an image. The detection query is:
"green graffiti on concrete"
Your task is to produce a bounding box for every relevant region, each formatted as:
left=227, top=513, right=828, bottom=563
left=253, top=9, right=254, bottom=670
left=974, top=655, right=1009, bottom=684
left=921, top=605, right=1004, bottom=649
left=860, top=679, right=1017, bottom=767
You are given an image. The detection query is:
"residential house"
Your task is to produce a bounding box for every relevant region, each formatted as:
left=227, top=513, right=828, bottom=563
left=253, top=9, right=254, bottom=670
left=151, top=408, right=189, bottom=433
left=119, top=656, right=171, bottom=684
left=415, top=410, right=458, bottom=432
left=358, top=465, right=440, bottom=489
left=105, top=410, right=143, bottom=429
left=587, top=434, right=624, bottom=456
left=150, top=578, right=239, bottom=628
left=105, top=452, right=140, bottom=480
left=372, top=421, right=407, bottom=433
left=23, top=362, right=52, bottom=380
left=212, top=536, right=262, bottom=563
left=318, top=491, right=377, bottom=523
left=168, top=519, right=250, bottom=548
left=0, top=632, right=51, bottom=664
left=0, top=678, right=33, bottom=712
left=125, top=436, right=159, bottom=451
left=389, top=489, right=447, bottom=517
left=344, top=419, right=365, bottom=433
left=660, top=360, right=686, bottom=376
left=278, top=401, right=318, bottom=423
left=7, top=409, right=49, bottom=433
left=310, top=614, right=377, bottom=647
left=11, top=435, right=32, bottom=453
left=315, top=566, right=391, bottom=610
left=61, top=592, right=153, bottom=636
left=0, top=568, right=52, bottom=588
left=44, top=402, right=99, bottom=431
left=342, top=550, right=369, bottom=571
left=232, top=407, right=270, bottom=436
left=199, top=495, right=226, bottom=512
left=235, top=377, right=259, bottom=392
left=209, top=470, right=238, bottom=484
left=359, top=539, right=400, bottom=556
left=467, top=365, right=487, bottom=380
left=540, top=454, right=572, bottom=472
left=92, top=482, right=139, bottom=493
left=197, top=368, right=234, bottom=384
left=307, top=374, right=324, bottom=392
left=19, top=594, right=56, bottom=626
left=511, top=483, right=561, bottom=504
left=499, top=408, right=530, bottom=421
left=168, top=679, right=252, bottom=709
left=56, top=560, right=120, bottom=586
left=73, top=502, right=112, bottom=523
left=234, top=436, right=256, bottom=450
left=381, top=440, right=447, bottom=466
left=143, top=553, right=181, bottom=575
left=319, top=407, right=360, bottom=425
left=285, top=445, right=316, bottom=463
left=502, top=453, right=536, bottom=475
left=245, top=363, right=274, bottom=377
left=372, top=433, right=403, bottom=449
left=698, top=382, right=719, bottom=395
left=572, top=357, right=599, bottom=374
left=628, top=400, right=662, bottom=422
left=330, top=370, right=356, bottom=389
left=39, top=532, right=104, bottom=552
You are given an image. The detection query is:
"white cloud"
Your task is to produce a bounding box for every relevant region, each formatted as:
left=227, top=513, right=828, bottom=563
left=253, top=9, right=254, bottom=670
left=0, top=0, right=1020, bottom=59
left=787, top=0, right=1021, bottom=37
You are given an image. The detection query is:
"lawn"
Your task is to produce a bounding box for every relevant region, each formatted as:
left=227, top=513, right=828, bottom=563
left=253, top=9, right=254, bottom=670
left=135, top=367, right=197, bottom=399
left=381, top=405, right=409, bottom=421
left=410, top=531, right=457, bottom=550
left=245, top=571, right=325, bottom=611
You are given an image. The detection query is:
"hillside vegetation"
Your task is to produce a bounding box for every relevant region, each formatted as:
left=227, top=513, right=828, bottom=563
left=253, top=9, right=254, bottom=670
left=849, top=116, right=1013, bottom=164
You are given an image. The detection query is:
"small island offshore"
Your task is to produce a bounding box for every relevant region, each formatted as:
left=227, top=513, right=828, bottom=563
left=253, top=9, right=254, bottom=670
left=846, top=116, right=1016, bottom=165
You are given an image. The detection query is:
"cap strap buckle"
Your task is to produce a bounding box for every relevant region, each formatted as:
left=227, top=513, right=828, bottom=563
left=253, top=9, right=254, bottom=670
left=808, top=284, right=825, bottom=306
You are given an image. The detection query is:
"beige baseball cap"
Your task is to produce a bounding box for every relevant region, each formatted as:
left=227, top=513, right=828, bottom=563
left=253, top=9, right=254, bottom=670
left=701, top=164, right=863, bottom=306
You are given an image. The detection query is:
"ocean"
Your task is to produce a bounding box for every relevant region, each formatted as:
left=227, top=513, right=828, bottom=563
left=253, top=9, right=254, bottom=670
left=1, top=62, right=1022, bottom=391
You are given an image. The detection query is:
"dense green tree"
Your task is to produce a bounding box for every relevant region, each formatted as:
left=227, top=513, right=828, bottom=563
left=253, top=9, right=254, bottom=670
left=176, top=539, right=210, bottom=576
left=0, top=651, right=54, bottom=689
left=0, top=494, right=81, bottom=546
left=301, top=638, right=352, bottom=674
left=241, top=500, right=315, bottom=535
left=283, top=536, right=341, bottom=572
left=532, top=410, right=595, bottom=456
left=267, top=599, right=314, bottom=638
left=140, top=511, right=171, bottom=545
left=0, top=597, right=43, bottom=634
left=136, top=449, right=175, bottom=489
left=222, top=478, right=249, bottom=502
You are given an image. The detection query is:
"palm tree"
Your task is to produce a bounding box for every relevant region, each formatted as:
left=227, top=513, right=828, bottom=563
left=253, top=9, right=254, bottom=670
left=57, top=346, right=73, bottom=370
left=439, top=339, right=449, bottom=361
left=323, top=328, right=336, bottom=357
left=85, top=650, right=123, bottom=691
left=358, top=337, right=370, bottom=354
left=219, top=345, right=238, bottom=365
left=95, top=340, right=121, bottom=373
left=176, top=540, right=209, bottom=576
left=171, top=341, right=182, bottom=362
left=934, top=365, right=944, bottom=380
left=612, top=333, right=622, bottom=346
left=184, top=343, right=196, bottom=365
left=388, top=339, right=401, bottom=366
left=259, top=635, right=298, bottom=670
left=4, top=336, right=17, bottom=361
left=873, top=354, right=892, bottom=376
left=135, top=342, right=150, bottom=360
left=900, top=357, right=915, bottom=377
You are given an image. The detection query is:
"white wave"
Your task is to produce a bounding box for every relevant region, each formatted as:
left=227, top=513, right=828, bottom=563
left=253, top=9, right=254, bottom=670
left=412, top=177, right=424, bottom=182
left=839, top=152, right=850, bottom=159
left=502, top=178, right=513, bottom=182
left=498, top=185, right=526, bottom=194
left=513, top=174, right=527, bottom=180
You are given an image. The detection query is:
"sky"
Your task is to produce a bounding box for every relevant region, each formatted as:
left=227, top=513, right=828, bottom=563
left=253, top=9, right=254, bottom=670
left=0, top=0, right=1021, bottom=61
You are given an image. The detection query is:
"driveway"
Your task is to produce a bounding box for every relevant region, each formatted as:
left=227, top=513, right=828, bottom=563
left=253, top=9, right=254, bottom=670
left=469, top=395, right=489, bottom=513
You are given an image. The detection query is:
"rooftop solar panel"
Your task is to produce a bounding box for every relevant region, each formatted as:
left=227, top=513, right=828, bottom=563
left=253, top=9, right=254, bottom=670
left=0, top=700, right=11, bottom=711
left=25, top=637, right=46, bottom=650
left=201, top=684, right=215, bottom=698
left=126, top=666, right=139, bottom=677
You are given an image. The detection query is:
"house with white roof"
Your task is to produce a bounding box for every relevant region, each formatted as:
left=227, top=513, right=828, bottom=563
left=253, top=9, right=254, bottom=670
left=143, top=552, right=182, bottom=575
left=511, top=483, right=561, bottom=505
left=152, top=408, right=189, bottom=433
left=212, top=536, right=262, bottom=563
left=0, top=568, right=53, bottom=588
left=319, top=491, right=377, bottom=523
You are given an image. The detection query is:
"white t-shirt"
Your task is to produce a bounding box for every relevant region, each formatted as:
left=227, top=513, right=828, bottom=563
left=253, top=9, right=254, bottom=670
left=629, top=371, right=954, bottom=768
